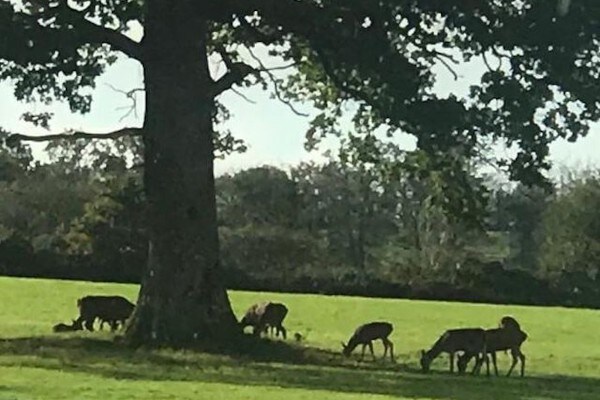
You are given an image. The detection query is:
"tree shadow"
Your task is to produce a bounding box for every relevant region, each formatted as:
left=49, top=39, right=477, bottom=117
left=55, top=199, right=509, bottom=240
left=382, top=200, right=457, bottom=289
left=0, top=336, right=598, bottom=400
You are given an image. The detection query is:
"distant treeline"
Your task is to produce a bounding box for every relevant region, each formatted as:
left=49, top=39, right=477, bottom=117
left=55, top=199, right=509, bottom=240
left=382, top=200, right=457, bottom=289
left=1, top=132, right=599, bottom=308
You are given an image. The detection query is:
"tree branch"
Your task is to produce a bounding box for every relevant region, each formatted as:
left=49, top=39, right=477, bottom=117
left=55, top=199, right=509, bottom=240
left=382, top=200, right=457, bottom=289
left=230, top=87, right=257, bottom=104
left=313, top=46, right=374, bottom=107
left=435, top=55, right=459, bottom=80
left=20, top=1, right=143, bottom=60
left=212, top=64, right=257, bottom=96
left=238, top=17, right=283, bottom=46
left=203, top=0, right=324, bottom=32
left=260, top=62, right=297, bottom=72
left=482, top=51, right=501, bottom=73
left=61, top=3, right=143, bottom=59
left=105, top=84, right=145, bottom=121
left=8, top=127, right=142, bottom=144
left=246, top=46, right=309, bottom=117
left=211, top=46, right=257, bottom=96
left=215, top=44, right=236, bottom=70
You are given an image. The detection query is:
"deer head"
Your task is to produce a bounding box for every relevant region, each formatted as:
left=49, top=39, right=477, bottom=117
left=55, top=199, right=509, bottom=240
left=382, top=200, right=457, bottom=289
left=341, top=341, right=351, bottom=357
left=71, top=319, right=83, bottom=331
left=420, top=350, right=431, bottom=373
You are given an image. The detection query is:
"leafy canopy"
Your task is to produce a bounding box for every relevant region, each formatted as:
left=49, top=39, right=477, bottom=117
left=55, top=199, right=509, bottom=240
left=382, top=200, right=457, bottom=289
left=1, top=0, right=599, bottom=213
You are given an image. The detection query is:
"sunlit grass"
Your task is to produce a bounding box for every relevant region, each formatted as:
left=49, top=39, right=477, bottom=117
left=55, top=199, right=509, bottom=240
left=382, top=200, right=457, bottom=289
left=0, top=276, right=599, bottom=400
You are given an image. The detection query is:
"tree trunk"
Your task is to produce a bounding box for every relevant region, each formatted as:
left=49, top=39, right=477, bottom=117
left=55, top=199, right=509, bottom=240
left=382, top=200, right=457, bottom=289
left=125, top=1, right=239, bottom=347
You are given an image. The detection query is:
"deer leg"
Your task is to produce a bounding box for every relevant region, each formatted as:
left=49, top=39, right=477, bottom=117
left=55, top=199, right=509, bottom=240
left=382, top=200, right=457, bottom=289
left=507, top=348, right=518, bottom=377
left=360, top=344, right=366, bottom=361
left=479, top=352, right=488, bottom=377
left=456, top=354, right=465, bottom=374
left=368, top=341, right=376, bottom=361
left=84, top=318, right=94, bottom=332
left=470, top=354, right=480, bottom=375
left=252, top=325, right=261, bottom=337
left=450, top=352, right=455, bottom=373
left=471, top=354, right=478, bottom=375
left=470, top=352, right=487, bottom=376
left=491, top=352, right=498, bottom=376
left=517, top=350, right=526, bottom=377
left=280, top=325, right=287, bottom=340
left=382, top=338, right=394, bottom=362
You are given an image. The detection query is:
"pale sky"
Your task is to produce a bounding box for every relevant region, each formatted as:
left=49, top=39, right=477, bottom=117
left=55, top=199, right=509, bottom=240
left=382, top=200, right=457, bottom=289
left=0, top=52, right=599, bottom=177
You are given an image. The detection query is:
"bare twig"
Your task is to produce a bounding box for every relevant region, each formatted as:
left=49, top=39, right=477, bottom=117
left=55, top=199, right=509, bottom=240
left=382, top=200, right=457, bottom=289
left=430, top=49, right=460, bottom=64
left=230, top=87, right=257, bottom=104
left=411, top=45, right=460, bottom=79
left=105, top=83, right=145, bottom=121
left=491, top=46, right=512, bottom=60
left=482, top=52, right=501, bottom=73
left=105, top=83, right=145, bottom=98
left=435, top=55, right=459, bottom=80
left=8, top=127, right=142, bottom=143
left=259, top=62, right=297, bottom=72
left=246, top=46, right=309, bottom=117
left=116, top=105, right=137, bottom=122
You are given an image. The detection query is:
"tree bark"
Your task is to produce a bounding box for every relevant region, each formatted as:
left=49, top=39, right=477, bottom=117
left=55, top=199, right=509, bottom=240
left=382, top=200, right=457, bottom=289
left=125, top=1, right=240, bottom=347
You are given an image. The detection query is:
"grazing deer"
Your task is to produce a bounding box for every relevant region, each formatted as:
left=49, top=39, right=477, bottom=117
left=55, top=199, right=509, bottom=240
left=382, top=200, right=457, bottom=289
left=239, top=301, right=289, bottom=339
left=52, top=320, right=82, bottom=333
left=420, top=328, right=488, bottom=374
left=76, top=295, right=135, bottom=332
left=458, top=325, right=528, bottom=377
left=341, top=321, right=394, bottom=362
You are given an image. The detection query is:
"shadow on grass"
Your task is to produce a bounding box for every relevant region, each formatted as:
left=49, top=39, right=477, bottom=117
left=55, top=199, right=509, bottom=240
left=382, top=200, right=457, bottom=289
left=0, top=335, right=598, bottom=400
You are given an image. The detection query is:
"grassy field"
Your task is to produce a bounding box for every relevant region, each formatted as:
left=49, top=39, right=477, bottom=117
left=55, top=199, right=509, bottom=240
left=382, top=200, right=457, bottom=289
left=0, top=276, right=599, bottom=400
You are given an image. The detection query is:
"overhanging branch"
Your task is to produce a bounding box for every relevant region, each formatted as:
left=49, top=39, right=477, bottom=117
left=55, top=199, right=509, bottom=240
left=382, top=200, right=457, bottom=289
left=19, top=1, right=143, bottom=60
left=8, top=127, right=142, bottom=143
left=238, top=17, right=282, bottom=45
left=60, top=2, right=143, bottom=59
left=230, top=87, right=257, bottom=104
left=211, top=45, right=257, bottom=95
left=436, top=56, right=459, bottom=80
left=313, top=46, right=373, bottom=107
left=246, top=46, right=308, bottom=117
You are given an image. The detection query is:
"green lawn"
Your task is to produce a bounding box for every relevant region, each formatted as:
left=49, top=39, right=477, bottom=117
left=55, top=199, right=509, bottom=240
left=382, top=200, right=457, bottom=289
left=0, top=276, right=599, bottom=400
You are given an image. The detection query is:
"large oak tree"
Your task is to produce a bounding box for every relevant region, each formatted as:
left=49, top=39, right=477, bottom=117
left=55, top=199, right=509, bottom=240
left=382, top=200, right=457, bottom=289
left=1, top=0, right=599, bottom=346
